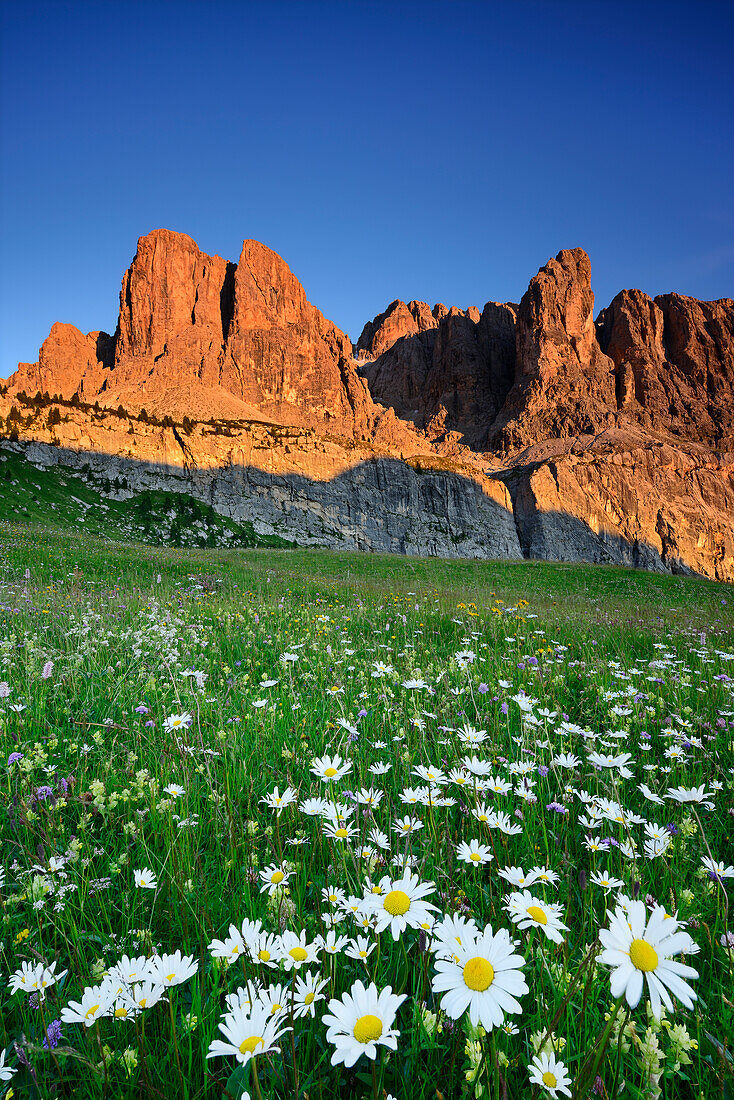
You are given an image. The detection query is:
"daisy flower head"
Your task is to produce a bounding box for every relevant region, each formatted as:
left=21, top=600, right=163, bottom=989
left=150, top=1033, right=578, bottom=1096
left=260, top=786, right=298, bottom=814
left=163, top=712, right=192, bottom=733
left=107, top=955, right=153, bottom=986
left=506, top=891, right=568, bottom=943
left=432, top=923, right=528, bottom=1030
left=259, top=864, right=292, bottom=895
left=225, top=981, right=262, bottom=1013
left=497, top=866, right=539, bottom=889
left=247, top=931, right=281, bottom=968
left=278, top=930, right=320, bottom=971
left=148, top=951, right=198, bottom=988
left=60, top=984, right=114, bottom=1026
left=256, top=982, right=289, bottom=1019
left=494, top=812, right=523, bottom=836
left=456, top=839, right=494, bottom=865
left=322, top=884, right=347, bottom=907
left=701, top=856, right=734, bottom=882
left=393, top=815, right=424, bottom=837
left=590, top=871, right=625, bottom=893
left=531, top=866, right=560, bottom=888
left=311, top=754, right=353, bottom=783
left=356, top=786, right=384, bottom=807
left=457, top=724, right=488, bottom=745
left=134, top=867, right=157, bottom=890
left=345, top=936, right=377, bottom=962
left=293, top=971, right=329, bottom=1018
left=598, top=900, right=699, bottom=1018
left=208, top=926, right=246, bottom=963
left=666, top=784, right=714, bottom=807
left=8, top=959, right=67, bottom=999
left=163, top=783, right=185, bottom=798
left=528, top=1051, right=573, bottom=1097
left=207, top=1000, right=290, bottom=1066
left=323, top=980, right=406, bottom=1067
left=323, top=819, right=358, bottom=843
left=370, top=760, right=392, bottom=776
left=365, top=872, right=438, bottom=940
left=0, top=1047, right=16, bottom=1083
left=129, top=981, right=167, bottom=1011
left=319, top=930, right=349, bottom=956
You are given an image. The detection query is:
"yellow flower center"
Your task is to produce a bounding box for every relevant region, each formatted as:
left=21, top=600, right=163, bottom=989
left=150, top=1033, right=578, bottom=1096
left=239, top=1035, right=264, bottom=1055
left=383, top=889, right=411, bottom=915
left=270, top=871, right=285, bottom=884
left=270, top=1003, right=281, bottom=1013
left=258, top=949, right=271, bottom=962
left=165, top=973, right=176, bottom=982
left=324, top=767, right=338, bottom=777
left=470, top=853, right=481, bottom=862
left=304, top=992, right=315, bottom=1004
left=334, top=828, right=349, bottom=838
left=353, top=1014, right=383, bottom=1043
left=477, top=814, right=489, bottom=822
left=527, top=905, right=548, bottom=925
left=463, top=956, right=495, bottom=991
left=85, top=1004, right=100, bottom=1018
left=114, top=1006, right=128, bottom=1018
left=289, top=947, right=308, bottom=962
left=629, top=938, right=659, bottom=972
left=542, top=1071, right=558, bottom=1088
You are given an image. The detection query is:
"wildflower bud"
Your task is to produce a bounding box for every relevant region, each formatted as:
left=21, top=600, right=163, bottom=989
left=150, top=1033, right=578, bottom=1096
left=632, top=881, right=641, bottom=898
left=578, top=869, right=587, bottom=891
left=418, top=929, right=427, bottom=953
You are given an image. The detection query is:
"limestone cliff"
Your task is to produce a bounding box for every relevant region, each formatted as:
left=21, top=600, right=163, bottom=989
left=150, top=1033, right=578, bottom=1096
left=3, top=233, right=733, bottom=580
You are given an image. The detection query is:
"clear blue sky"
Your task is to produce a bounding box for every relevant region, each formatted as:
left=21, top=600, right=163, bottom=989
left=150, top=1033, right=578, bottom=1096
left=1, top=0, right=732, bottom=379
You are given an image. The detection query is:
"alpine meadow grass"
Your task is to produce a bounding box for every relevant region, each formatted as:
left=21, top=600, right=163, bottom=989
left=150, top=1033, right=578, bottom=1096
left=1, top=523, right=733, bottom=1099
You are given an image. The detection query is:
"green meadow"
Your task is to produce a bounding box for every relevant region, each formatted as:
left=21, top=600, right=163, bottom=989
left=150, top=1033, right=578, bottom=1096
left=1, top=520, right=732, bottom=1099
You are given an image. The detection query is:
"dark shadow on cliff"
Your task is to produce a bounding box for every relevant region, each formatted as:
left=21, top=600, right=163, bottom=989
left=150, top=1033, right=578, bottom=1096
left=0, top=438, right=725, bottom=581
left=356, top=312, right=516, bottom=452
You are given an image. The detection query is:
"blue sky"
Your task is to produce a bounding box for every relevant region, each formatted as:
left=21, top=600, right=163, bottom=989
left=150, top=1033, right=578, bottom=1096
left=1, top=0, right=732, bottom=379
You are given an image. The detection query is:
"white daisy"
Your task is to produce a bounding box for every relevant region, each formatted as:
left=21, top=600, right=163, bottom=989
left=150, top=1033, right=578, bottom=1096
left=528, top=1051, right=573, bottom=1097
left=206, top=1001, right=290, bottom=1065
left=598, top=900, right=699, bottom=1018
left=364, top=872, right=438, bottom=940
left=432, top=924, right=528, bottom=1030
left=323, top=980, right=406, bottom=1067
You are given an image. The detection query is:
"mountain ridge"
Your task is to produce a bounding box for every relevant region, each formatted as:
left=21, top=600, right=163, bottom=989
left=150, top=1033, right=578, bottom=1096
left=2, top=229, right=733, bottom=579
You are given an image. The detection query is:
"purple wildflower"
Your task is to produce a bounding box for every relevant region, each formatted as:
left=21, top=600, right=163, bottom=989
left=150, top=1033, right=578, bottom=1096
left=43, top=1020, right=62, bottom=1050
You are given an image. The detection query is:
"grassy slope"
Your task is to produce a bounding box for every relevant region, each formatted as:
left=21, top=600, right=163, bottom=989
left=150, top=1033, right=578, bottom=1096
left=0, top=524, right=732, bottom=1098
left=0, top=447, right=287, bottom=549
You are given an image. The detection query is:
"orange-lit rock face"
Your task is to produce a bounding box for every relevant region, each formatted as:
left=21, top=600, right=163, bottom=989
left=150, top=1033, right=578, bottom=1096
left=219, top=239, right=370, bottom=429
left=4, top=233, right=733, bottom=579
left=9, top=322, right=114, bottom=401
left=357, top=301, right=517, bottom=448
left=597, top=289, right=734, bottom=447
left=114, top=228, right=232, bottom=384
